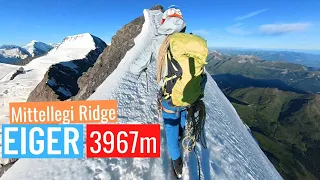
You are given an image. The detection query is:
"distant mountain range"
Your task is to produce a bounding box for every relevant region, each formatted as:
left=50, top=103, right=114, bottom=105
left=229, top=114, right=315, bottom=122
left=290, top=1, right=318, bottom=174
left=0, top=45, right=31, bottom=64
left=206, top=51, right=320, bottom=94
left=211, top=48, right=320, bottom=68
left=0, top=41, right=55, bottom=65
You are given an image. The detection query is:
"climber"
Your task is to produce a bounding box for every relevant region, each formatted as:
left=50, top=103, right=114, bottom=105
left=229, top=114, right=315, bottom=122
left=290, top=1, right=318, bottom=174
left=161, top=5, right=183, bottom=24
left=130, top=5, right=208, bottom=179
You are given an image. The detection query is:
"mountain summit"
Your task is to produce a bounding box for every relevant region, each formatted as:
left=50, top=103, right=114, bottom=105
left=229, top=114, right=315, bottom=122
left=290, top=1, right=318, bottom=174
left=47, top=33, right=105, bottom=58
left=27, top=33, right=107, bottom=101
left=23, top=40, right=53, bottom=57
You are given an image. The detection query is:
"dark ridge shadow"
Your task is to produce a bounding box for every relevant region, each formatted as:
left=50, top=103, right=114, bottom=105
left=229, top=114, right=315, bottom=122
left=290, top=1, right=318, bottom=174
left=160, top=126, right=173, bottom=180
left=187, top=148, right=200, bottom=180
left=278, top=97, right=311, bottom=125
left=200, top=126, right=212, bottom=180
left=212, top=73, right=308, bottom=94
left=224, top=94, right=249, bottom=105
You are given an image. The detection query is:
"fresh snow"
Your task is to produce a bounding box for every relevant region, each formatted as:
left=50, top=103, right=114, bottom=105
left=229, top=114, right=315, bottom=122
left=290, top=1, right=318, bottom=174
left=0, top=63, right=21, bottom=82
left=48, top=43, right=61, bottom=48
left=48, top=33, right=97, bottom=59
left=0, top=9, right=282, bottom=180
left=0, top=33, right=101, bottom=165
left=0, top=48, right=29, bottom=59
left=23, top=40, right=53, bottom=57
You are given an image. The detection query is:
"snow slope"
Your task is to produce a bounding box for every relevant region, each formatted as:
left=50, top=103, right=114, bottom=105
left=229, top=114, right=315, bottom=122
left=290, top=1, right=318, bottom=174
left=48, top=43, right=61, bottom=48
left=23, top=40, right=53, bottom=57
left=0, top=9, right=282, bottom=180
left=0, top=63, right=21, bottom=82
left=0, top=33, right=102, bottom=165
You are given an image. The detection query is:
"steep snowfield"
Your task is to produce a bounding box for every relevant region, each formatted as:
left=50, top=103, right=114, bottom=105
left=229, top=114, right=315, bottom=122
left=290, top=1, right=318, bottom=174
left=0, top=9, right=282, bottom=180
left=23, top=40, right=53, bottom=57
left=0, top=33, right=102, bottom=165
left=48, top=43, right=61, bottom=48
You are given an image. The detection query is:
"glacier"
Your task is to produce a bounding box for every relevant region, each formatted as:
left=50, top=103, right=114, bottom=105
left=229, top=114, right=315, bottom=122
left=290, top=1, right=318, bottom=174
left=0, top=9, right=282, bottom=180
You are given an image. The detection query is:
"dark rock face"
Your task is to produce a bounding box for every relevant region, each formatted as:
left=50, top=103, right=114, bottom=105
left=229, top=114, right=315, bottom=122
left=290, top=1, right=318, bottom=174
left=150, top=4, right=164, bottom=11
left=10, top=67, right=25, bottom=80
left=27, top=36, right=107, bottom=102
left=73, top=5, right=164, bottom=100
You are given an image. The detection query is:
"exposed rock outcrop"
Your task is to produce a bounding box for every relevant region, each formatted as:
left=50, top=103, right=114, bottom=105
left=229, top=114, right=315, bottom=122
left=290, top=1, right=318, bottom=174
left=27, top=35, right=107, bottom=102
left=9, top=67, right=25, bottom=80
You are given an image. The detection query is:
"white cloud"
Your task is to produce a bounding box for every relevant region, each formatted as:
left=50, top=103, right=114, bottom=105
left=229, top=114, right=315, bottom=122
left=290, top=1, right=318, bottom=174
left=192, top=29, right=210, bottom=37
left=226, top=23, right=252, bottom=35
left=259, top=23, right=311, bottom=35
left=235, top=9, right=268, bottom=21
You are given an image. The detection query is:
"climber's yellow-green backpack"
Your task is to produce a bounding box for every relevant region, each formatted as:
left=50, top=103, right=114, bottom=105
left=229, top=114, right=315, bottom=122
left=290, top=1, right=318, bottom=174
left=157, top=32, right=208, bottom=107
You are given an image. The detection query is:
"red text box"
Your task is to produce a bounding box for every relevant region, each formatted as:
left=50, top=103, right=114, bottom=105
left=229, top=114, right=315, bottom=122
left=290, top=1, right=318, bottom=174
left=86, top=124, right=160, bottom=158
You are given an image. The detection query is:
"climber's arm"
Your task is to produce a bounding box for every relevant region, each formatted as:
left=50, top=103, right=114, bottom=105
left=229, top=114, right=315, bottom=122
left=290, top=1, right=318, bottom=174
left=130, top=53, right=153, bottom=77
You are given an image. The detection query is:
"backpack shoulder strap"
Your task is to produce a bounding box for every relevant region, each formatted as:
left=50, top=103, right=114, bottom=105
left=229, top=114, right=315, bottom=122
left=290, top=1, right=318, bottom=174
left=157, top=35, right=171, bottom=83
left=166, top=45, right=183, bottom=78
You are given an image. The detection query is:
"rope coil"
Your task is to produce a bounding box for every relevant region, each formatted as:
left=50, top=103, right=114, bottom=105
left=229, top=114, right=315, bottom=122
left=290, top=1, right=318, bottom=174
left=182, top=100, right=206, bottom=151
left=181, top=100, right=207, bottom=180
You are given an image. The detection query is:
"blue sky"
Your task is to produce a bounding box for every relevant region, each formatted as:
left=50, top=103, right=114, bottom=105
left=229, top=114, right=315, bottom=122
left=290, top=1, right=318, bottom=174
left=1, top=0, right=320, bottom=50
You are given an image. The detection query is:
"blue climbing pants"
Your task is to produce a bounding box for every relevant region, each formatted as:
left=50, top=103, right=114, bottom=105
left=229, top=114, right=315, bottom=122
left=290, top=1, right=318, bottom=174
left=162, top=99, right=187, bottom=161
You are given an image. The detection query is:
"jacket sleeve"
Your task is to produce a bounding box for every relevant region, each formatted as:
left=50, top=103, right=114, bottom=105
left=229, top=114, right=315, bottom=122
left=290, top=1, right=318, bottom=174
left=129, top=35, right=166, bottom=77
left=130, top=52, right=153, bottom=76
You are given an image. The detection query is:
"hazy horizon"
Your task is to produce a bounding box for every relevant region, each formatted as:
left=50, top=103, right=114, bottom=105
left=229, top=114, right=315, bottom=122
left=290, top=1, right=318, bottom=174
left=1, top=0, right=319, bottom=50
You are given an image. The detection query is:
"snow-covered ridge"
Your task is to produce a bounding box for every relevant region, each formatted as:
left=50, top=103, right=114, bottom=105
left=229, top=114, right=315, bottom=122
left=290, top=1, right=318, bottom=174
left=58, top=33, right=98, bottom=49
left=0, top=9, right=282, bottom=180
left=48, top=33, right=105, bottom=59
left=23, top=40, right=53, bottom=57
